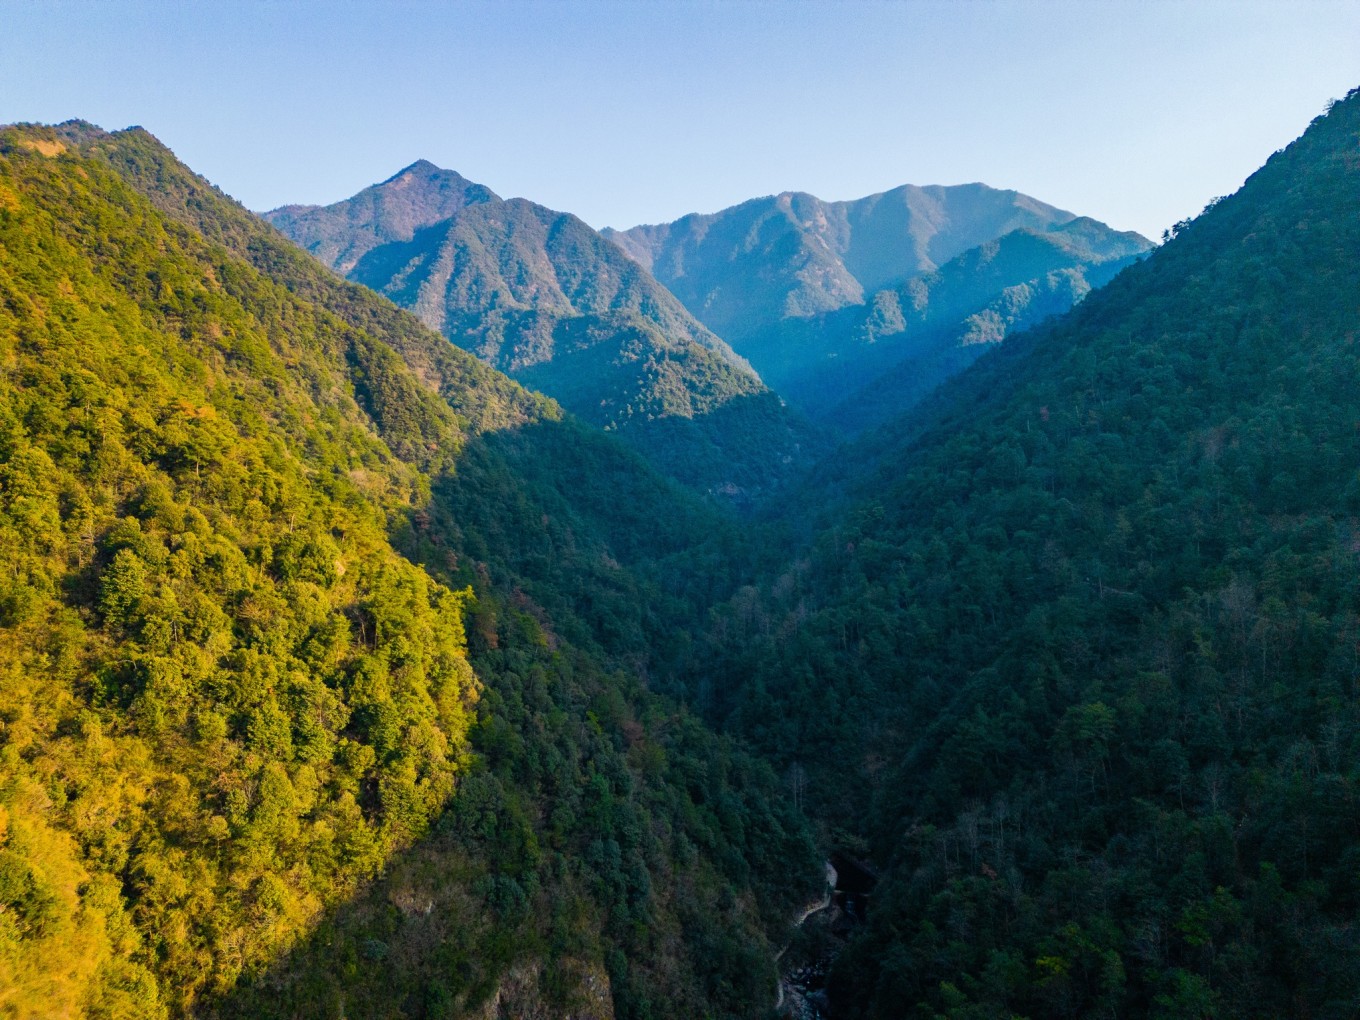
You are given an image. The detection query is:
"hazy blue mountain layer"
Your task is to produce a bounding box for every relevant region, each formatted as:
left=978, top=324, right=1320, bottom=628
left=605, top=182, right=1092, bottom=340
left=746, top=217, right=1151, bottom=432
left=607, top=185, right=1150, bottom=432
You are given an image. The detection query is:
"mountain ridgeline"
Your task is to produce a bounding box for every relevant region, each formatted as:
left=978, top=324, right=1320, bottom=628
left=0, top=122, right=819, bottom=1020
left=606, top=184, right=1151, bottom=432
left=604, top=183, right=1081, bottom=337
left=683, top=90, right=1360, bottom=1016
left=264, top=164, right=814, bottom=498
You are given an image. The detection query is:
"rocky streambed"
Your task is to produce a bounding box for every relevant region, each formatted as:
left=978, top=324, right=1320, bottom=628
left=775, top=856, right=877, bottom=1019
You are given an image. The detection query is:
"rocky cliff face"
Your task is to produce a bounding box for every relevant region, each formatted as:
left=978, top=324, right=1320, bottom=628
left=474, top=961, right=614, bottom=1020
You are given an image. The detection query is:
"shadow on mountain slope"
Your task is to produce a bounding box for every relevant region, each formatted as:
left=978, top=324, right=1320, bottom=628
left=193, top=413, right=820, bottom=1020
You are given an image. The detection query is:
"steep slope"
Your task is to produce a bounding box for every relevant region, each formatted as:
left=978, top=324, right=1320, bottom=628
left=688, top=91, right=1360, bottom=1017
left=265, top=169, right=815, bottom=497
left=603, top=182, right=1089, bottom=343
left=0, top=123, right=819, bottom=1020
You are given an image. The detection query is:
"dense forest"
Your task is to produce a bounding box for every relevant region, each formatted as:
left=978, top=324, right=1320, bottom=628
left=1, top=82, right=1357, bottom=1020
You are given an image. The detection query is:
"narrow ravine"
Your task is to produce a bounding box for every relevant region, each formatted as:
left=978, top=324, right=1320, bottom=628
left=775, top=861, right=838, bottom=1017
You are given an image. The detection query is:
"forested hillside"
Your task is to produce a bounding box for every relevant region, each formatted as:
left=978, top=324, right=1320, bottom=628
left=265, top=164, right=817, bottom=498
left=684, top=89, right=1360, bottom=1017
left=0, top=123, right=819, bottom=1020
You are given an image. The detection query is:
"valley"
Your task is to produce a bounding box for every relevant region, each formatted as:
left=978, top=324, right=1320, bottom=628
left=0, top=62, right=1357, bottom=1020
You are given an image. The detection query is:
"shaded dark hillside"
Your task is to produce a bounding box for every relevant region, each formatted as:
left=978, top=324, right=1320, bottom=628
left=265, top=167, right=818, bottom=498
left=0, top=123, right=819, bottom=1020
left=688, top=90, right=1360, bottom=1017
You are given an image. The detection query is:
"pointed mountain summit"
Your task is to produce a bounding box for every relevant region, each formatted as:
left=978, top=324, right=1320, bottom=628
left=265, top=164, right=817, bottom=498
left=606, top=184, right=1151, bottom=430
left=264, top=159, right=500, bottom=274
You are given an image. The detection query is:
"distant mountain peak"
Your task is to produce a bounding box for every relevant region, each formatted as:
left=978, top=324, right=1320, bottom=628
left=261, top=159, right=499, bottom=273
left=381, top=158, right=460, bottom=185
left=264, top=164, right=822, bottom=495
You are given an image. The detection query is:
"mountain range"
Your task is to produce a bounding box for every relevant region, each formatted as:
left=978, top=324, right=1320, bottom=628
left=265, top=165, right=1150, bottom=492
left=604, top=182, right=1080, bottom=336
left=607, top=185, right=1151, bottom=431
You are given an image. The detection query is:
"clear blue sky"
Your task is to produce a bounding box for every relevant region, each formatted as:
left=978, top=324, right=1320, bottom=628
left=2, top=1, right=1357, bottom=238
